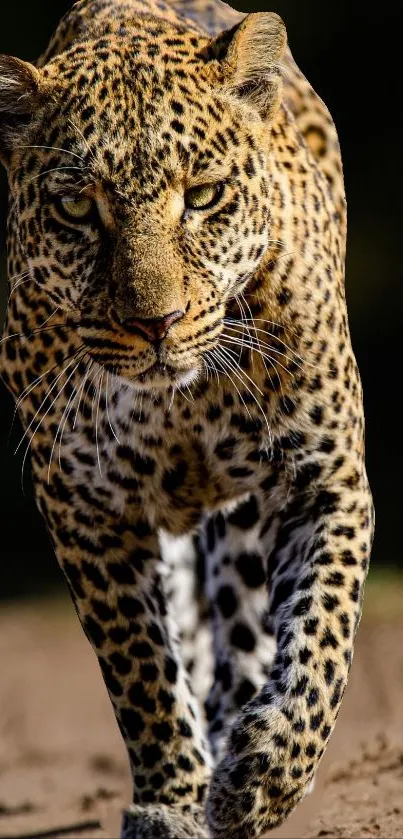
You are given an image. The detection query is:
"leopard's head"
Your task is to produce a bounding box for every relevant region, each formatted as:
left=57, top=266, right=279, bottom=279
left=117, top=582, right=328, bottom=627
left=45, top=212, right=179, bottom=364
left=0, top=12, right=286, bottom=390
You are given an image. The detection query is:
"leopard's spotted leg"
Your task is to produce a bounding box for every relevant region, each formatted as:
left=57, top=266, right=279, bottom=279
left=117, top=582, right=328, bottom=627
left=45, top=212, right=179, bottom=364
left=207, top=472, right=374, bottom=839
left=36, top=483, right=212, bottom=835
left=200, top=496, right=276, bottom=759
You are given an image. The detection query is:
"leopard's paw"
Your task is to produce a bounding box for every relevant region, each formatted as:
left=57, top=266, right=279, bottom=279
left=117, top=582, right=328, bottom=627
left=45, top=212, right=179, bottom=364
left=206, top=706, right=311, bottom=838
left=121, top=803, right=209, bottom=838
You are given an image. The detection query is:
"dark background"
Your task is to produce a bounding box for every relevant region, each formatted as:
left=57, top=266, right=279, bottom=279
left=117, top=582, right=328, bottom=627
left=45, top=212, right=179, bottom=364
left=0, top=1, right=401, bottom=598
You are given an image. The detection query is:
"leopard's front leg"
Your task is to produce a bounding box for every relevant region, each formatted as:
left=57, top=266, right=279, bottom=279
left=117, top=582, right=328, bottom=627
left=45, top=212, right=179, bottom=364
left=200, top=497, right=276, bottom=759
left=36, top=477, right=211, bottom=836
left=207, top=468, right=374, bottom=839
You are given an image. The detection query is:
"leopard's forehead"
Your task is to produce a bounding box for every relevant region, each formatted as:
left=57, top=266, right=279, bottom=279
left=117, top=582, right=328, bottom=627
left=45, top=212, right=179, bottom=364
left=32, top=21, right=264, bottom=192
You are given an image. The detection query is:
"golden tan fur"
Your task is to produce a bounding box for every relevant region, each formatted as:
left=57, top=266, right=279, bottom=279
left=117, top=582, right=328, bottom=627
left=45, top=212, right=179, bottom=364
left=0, top=2, right=372, bottom=837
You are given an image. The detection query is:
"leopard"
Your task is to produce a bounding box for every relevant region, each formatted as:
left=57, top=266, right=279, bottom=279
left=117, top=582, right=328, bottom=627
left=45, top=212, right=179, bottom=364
left=0, top=0, right=374, bottom=836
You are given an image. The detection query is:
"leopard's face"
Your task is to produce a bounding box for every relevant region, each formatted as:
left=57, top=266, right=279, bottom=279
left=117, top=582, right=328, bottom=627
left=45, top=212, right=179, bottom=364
left=5, top=20, right=283, bottom=390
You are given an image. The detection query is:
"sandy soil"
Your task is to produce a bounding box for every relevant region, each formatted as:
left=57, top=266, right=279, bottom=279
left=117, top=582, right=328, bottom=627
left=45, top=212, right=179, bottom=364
left=0, top=578, right=402, bottom=839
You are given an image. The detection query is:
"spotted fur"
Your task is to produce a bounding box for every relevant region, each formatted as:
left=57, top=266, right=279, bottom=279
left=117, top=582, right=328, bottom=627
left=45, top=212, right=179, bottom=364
left=0, top=0, right=374, bottom=836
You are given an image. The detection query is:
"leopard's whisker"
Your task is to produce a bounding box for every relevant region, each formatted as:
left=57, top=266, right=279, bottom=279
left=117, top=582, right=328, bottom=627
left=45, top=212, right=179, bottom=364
left=17, top=144, right=87, bottom=162
left=67, top=118, right=96, bottom=163
left=14, top=335, right=76, bottom=413
left=4, top=309, right=62, bottom=392
left=8, top=268, right=32, bottom=283
left=177, top=386, right=192, bottom=404
left=94, top=368, right=105, bottom=478
left=38, top=308, right=60, bottom=330
left=57, top=376, right=84, bottom=468
left=185, top=384, right=195, bottom=402
left=224, top=325, right=281, bottom=393
left=105, top=370, right=121, bottom=444
left=212, top=348, right=274, bottom=452
left=57, top=353, right=93, bottom=463
left=220, top=335, right=295, bottom=383
left=234, top=294, right=248, bottom=357
left=90, top=367, right=104, bottom=422
left=0, top=329, right=28, bottom=347
left=216, top=343, right=265, bottom=397
left=221, top=331, right=300, bottom=370
left=224, top=323, right=306, bottom=368
left=72, top=360, right=94, bottom=430
left=36, top=354, right=85, bottom=485
left=129, top=389, right=140, bottom=426
left=131, top=386, right=146, bottom=425
left=168, top=386, right=176, bottom=412
left=7, top=268, right=32, bottom=295
left=50, top=375, right=84, bottom=477
left=246, top=317, right=278, bottom=390
left=228, top=333, right=285, bottom=395
left=214, top=346, right=263, bottom=418
left=7, top=276, right=33, bottom=301
left=15, top=345, right=85, bottom=455
left=0, top=322, right=76, bottom=347
left=27, top=165, right=84, bottom=183
left=20, top=352, right=85, bottom=488
left=224, top=317, right=301, bottom=357
left=202, top=357, right=210, bottom=382
left=9, top=341, right=85, bottom=448
left=209, top=349, right=254, bottom=424
left=205, top=354, right=221, bottom=387
left=266, top=238, right=288, bottom=249
left=225, top=320, right=322, bottom=371
left=215, top=345, right=273, bottom=443
left=240, top=291, right=269, bottom=377
left=227, top=313, right=308, bottom=350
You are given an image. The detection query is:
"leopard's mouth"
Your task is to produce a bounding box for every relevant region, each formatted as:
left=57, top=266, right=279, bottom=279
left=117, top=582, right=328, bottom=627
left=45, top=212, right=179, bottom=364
left=78, top=311, right=222, bottom=391
left=135, top=361, right=174, bottom=382
left=86, top=352, right=200, bottom=391
left=133, top=361, right=199, bottom=390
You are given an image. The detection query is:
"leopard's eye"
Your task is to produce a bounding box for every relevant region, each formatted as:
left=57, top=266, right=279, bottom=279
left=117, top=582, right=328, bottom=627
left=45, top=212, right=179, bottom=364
left=185, top=183, right=223, bottom=211
left=55, top=196, right=95, bottom=222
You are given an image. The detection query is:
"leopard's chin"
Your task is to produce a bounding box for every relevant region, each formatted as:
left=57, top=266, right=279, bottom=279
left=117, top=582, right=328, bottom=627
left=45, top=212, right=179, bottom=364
left=133, top=362, right=200, bottom=391
left=100, top=360, right=200, bottom=392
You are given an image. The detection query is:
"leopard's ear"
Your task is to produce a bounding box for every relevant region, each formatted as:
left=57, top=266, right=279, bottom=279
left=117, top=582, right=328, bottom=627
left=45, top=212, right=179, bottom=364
left=210, top=12, right=287, bottom=119
left=0, top=55, right=43, bottom=161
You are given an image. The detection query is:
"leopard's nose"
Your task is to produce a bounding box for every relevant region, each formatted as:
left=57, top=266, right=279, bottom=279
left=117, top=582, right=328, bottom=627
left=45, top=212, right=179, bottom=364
left=120, top=310, right=184, bottom=343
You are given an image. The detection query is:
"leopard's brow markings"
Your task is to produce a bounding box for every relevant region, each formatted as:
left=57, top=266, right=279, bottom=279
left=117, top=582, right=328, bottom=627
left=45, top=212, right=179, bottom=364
left=0, top=1, right=373, bottom=838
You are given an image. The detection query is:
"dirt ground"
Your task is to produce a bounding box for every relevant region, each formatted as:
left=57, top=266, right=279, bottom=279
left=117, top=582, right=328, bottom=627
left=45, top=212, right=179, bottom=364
left=0, top=575, right=402, bottom=839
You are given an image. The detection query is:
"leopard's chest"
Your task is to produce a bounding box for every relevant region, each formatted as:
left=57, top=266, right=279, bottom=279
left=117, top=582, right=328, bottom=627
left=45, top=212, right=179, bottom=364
left=53, top=385, right=280, bottom=533
left=138, top=425, right=274, bottom=532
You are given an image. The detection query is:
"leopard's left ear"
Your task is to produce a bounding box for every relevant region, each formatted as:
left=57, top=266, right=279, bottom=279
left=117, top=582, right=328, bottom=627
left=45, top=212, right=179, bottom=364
left=0, top=55, right=45, bottom=163
left=210, top=12, right=287, bottom=119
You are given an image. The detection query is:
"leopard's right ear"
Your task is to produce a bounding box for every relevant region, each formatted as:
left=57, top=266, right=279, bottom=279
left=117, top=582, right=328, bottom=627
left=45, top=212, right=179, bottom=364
left=208, top=13, right=286, bottom=121
left=0, top=55, right=44, bottom=162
